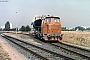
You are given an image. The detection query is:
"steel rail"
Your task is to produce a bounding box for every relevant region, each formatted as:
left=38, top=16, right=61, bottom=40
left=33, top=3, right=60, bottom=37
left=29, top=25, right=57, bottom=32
left=50, top=42, right=90, bottom=60
left=1, top=35, right=49, bottom=60
left=2, top=34, right=75, bottom=60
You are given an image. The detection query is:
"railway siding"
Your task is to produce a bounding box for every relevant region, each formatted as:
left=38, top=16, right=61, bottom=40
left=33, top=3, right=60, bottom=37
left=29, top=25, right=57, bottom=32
left=58, top=41, right=90, bottom=57
left=2, top=34, right=81, bottom=60
left=59, top=40, right=90, bottom=51
left=2, top=33, right=90, bottom=60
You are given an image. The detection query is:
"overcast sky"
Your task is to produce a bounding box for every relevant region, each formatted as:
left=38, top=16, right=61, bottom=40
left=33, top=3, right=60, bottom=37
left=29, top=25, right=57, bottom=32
left=0, top=0, right=90, bottom=28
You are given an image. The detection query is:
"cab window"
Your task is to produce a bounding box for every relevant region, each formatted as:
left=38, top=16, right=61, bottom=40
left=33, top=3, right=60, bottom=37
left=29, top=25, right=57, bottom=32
left=46, top=18, right=51, bottom=22
left=54, top=18, right=59, bottom=22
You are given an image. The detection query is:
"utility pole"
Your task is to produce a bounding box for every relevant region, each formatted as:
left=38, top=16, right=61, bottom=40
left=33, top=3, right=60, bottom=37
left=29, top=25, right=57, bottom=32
left=16, top=12, right=18, bottom=34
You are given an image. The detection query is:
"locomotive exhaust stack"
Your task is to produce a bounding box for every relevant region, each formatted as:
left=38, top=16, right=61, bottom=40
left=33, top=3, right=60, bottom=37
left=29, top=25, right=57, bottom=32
left=31, top=15, right=62, bottom=41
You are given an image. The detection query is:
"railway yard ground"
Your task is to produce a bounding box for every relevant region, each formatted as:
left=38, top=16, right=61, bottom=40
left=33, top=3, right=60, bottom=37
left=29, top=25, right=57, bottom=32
left=0, top=31, right=90, bottom=60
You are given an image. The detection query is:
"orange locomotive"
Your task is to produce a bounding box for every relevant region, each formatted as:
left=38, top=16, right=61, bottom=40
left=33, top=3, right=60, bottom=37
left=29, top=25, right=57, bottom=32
left=32, top=15, right=62, bottom=41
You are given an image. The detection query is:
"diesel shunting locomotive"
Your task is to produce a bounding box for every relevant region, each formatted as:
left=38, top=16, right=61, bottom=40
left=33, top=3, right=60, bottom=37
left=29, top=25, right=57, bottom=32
left=32, top=15, right=62, bottom=41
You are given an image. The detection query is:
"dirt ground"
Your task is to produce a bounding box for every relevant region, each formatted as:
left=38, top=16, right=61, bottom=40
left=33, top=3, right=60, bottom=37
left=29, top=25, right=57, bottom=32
left=0, top=36, right=27, bottom=60
left=62, top=31, right=90, bottom=48
left=0, top=45, right=11, bottom=60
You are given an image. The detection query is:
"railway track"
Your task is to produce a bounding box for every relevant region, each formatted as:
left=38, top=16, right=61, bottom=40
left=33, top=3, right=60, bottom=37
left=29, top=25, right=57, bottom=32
left=48, top=42, right=90, bottom=60
left=1, top=34, right=77, bottom=60
left=24, top=33, right=90, bottom=60
left=1, top=33, right=90, bottom=60
left=21, top=32, right=90, bottom=60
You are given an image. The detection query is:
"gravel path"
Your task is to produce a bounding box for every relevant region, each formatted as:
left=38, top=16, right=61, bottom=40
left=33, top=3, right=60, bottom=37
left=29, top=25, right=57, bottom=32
left=0, top=36, right=28, bottom=60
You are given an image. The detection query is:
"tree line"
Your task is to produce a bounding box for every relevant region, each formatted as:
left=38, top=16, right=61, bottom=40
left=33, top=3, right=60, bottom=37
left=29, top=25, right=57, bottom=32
left=62, top=26, right=90, bottom=31
left=19, top=25, right=31, bottom=32
left=1, top=21, right=31, bottom=32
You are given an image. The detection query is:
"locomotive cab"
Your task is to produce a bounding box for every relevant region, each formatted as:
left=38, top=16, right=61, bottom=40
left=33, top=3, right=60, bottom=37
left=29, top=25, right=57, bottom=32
left=41, top=17, right=62, bottom=41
